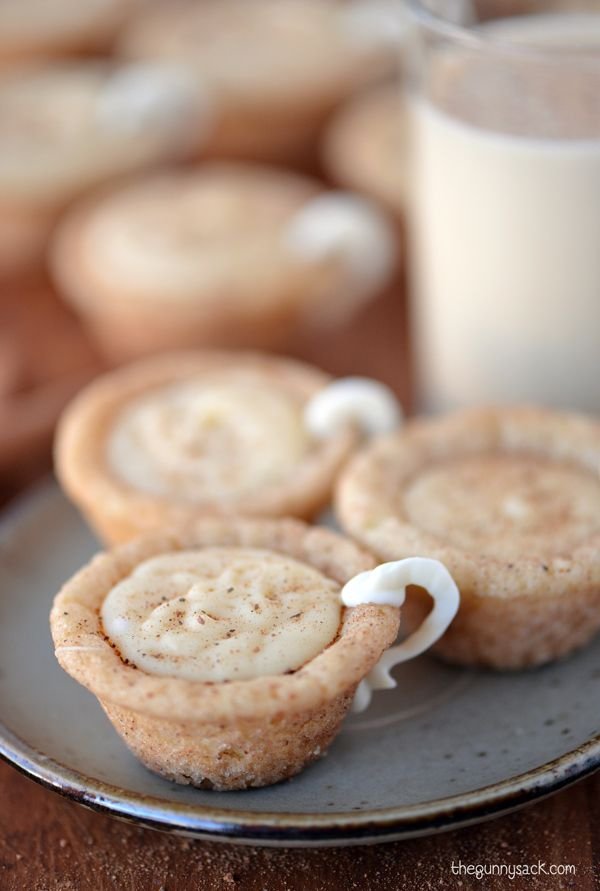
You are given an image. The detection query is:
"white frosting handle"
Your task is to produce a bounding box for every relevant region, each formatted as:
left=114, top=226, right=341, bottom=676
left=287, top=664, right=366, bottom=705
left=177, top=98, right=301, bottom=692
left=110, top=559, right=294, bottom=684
left=95, top=63, right=210, bottom=138
left=341, top=557, right=460, bottom=712
left=341, top=0, right=411, bottom=48
left=304, top=377, right=402, bottom=438
left=284, top=192, right=396, bottom=318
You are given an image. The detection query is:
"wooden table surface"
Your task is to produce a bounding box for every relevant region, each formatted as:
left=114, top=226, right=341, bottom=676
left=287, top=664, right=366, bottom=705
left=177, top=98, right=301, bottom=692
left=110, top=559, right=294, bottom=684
left=0, top=277, right=598, bottom=891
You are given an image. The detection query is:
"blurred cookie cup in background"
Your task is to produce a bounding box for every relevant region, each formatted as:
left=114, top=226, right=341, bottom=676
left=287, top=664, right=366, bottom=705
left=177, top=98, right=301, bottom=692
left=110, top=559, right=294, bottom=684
left=117, top=0, right=405, bottom=164
left=322, top=85, right=409, bottom=226
left=336, top=406, right=600, bottom=670
left=0, top=0, right=142, bottom=68
left=49, top=163, right=397, bottom=362
left=54, top=351, right=360, bottom=544
left=0, top=59, right=206, bottom=279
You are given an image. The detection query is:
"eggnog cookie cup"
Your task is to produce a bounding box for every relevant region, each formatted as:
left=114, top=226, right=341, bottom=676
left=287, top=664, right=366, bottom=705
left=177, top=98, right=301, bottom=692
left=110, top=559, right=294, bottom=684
left=50, top=164, right=397, bottom=359
left=50, top=518, right=401, bottom=790
left=55, top=352, right=363, bottom=544
left=0, top=0, right=140, bottom=66
left=336, top=406, right=600, bottom=669
left=323, top=85, right=409, bottom=221
left=118, top=0, right=402, bottom=164
left=0, top=60, right=204, bottom=277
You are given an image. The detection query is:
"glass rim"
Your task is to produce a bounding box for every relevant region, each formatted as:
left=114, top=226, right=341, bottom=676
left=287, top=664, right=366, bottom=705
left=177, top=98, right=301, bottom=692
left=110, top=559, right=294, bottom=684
left=405, top=0, right=600, bottom=63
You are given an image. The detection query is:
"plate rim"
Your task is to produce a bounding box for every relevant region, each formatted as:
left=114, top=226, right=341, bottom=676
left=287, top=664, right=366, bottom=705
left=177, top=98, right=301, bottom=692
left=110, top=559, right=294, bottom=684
left=1, top=479, right=600, bottom=846
left=2, top=719, right=600, bottom=845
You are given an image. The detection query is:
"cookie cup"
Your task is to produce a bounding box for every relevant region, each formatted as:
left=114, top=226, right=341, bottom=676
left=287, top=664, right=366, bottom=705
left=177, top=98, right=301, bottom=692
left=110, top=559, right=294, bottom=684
left=49, top=167, right=338, bottom=360
left=336, top=406, right=600, bottom=669
left=50, top=163, right=398, bottom=360
left=0, top=60, right=205, bottom=279
left=118, top=0, right=399, bottom=165
left=55, top=351, right=358, bottom=543
left=50, top=518, right=399, bottom=790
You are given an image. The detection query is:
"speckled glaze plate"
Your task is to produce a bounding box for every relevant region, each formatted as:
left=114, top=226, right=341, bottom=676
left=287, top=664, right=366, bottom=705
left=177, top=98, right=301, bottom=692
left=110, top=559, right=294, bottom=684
left=1, top=482, right=600, bottom=847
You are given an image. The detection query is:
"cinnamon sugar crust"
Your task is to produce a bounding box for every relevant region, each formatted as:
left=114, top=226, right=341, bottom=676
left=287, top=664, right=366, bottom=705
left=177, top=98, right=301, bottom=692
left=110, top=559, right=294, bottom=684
left=336, top=406, right=600, bottom=669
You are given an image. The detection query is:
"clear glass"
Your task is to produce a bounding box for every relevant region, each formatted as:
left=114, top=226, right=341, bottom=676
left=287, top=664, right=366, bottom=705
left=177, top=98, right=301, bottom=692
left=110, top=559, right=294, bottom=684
left=406, top=0, right=600, bottom=413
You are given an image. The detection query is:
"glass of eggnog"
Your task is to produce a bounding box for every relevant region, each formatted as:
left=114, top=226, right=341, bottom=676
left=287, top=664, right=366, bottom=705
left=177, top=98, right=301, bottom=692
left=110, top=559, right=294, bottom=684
left=407, top=0, right=600, bottom=413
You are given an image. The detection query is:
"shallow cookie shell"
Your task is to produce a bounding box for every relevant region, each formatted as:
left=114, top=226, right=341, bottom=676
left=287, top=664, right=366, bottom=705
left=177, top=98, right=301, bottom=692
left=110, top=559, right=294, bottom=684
left=55, top=351, right=359, bottom=544
left=336, top=405, right=600, bottom=669
left=323, top=85, right=409, bottom=220
left=50, top=517, right=399, bottom=790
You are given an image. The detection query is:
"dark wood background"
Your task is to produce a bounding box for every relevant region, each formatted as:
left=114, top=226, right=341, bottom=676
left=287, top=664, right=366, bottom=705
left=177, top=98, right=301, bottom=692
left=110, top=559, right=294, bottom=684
left=0, top=275, right=598, bottom=890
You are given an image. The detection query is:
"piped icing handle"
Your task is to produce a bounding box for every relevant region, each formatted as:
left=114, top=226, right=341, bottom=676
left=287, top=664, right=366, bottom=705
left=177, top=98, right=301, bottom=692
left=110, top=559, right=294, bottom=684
left=341, top=557, right=460, bottom=712
left=304, top=376, right=402, bottom=438
left=284, top=191, right=397, bottom=323
left=95, top=62, right=212, bottom=140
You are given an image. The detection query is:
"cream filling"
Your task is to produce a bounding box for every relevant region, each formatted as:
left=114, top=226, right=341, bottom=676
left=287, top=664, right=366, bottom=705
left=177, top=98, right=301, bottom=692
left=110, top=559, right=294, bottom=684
left=341, top=557, right=460, bottom=712
left=101, top=548, right=342, bottom=682
left=106, top=379, right=310, bottom=501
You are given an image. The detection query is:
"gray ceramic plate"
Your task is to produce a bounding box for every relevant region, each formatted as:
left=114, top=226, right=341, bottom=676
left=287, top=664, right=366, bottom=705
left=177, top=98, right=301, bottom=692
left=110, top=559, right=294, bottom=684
left=1, top=481, right=600, bottom=847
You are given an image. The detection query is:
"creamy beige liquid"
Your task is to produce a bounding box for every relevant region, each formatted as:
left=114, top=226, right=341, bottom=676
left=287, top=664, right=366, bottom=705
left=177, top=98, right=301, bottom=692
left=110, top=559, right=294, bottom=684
left=411, top=13, right=600, bottom=412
